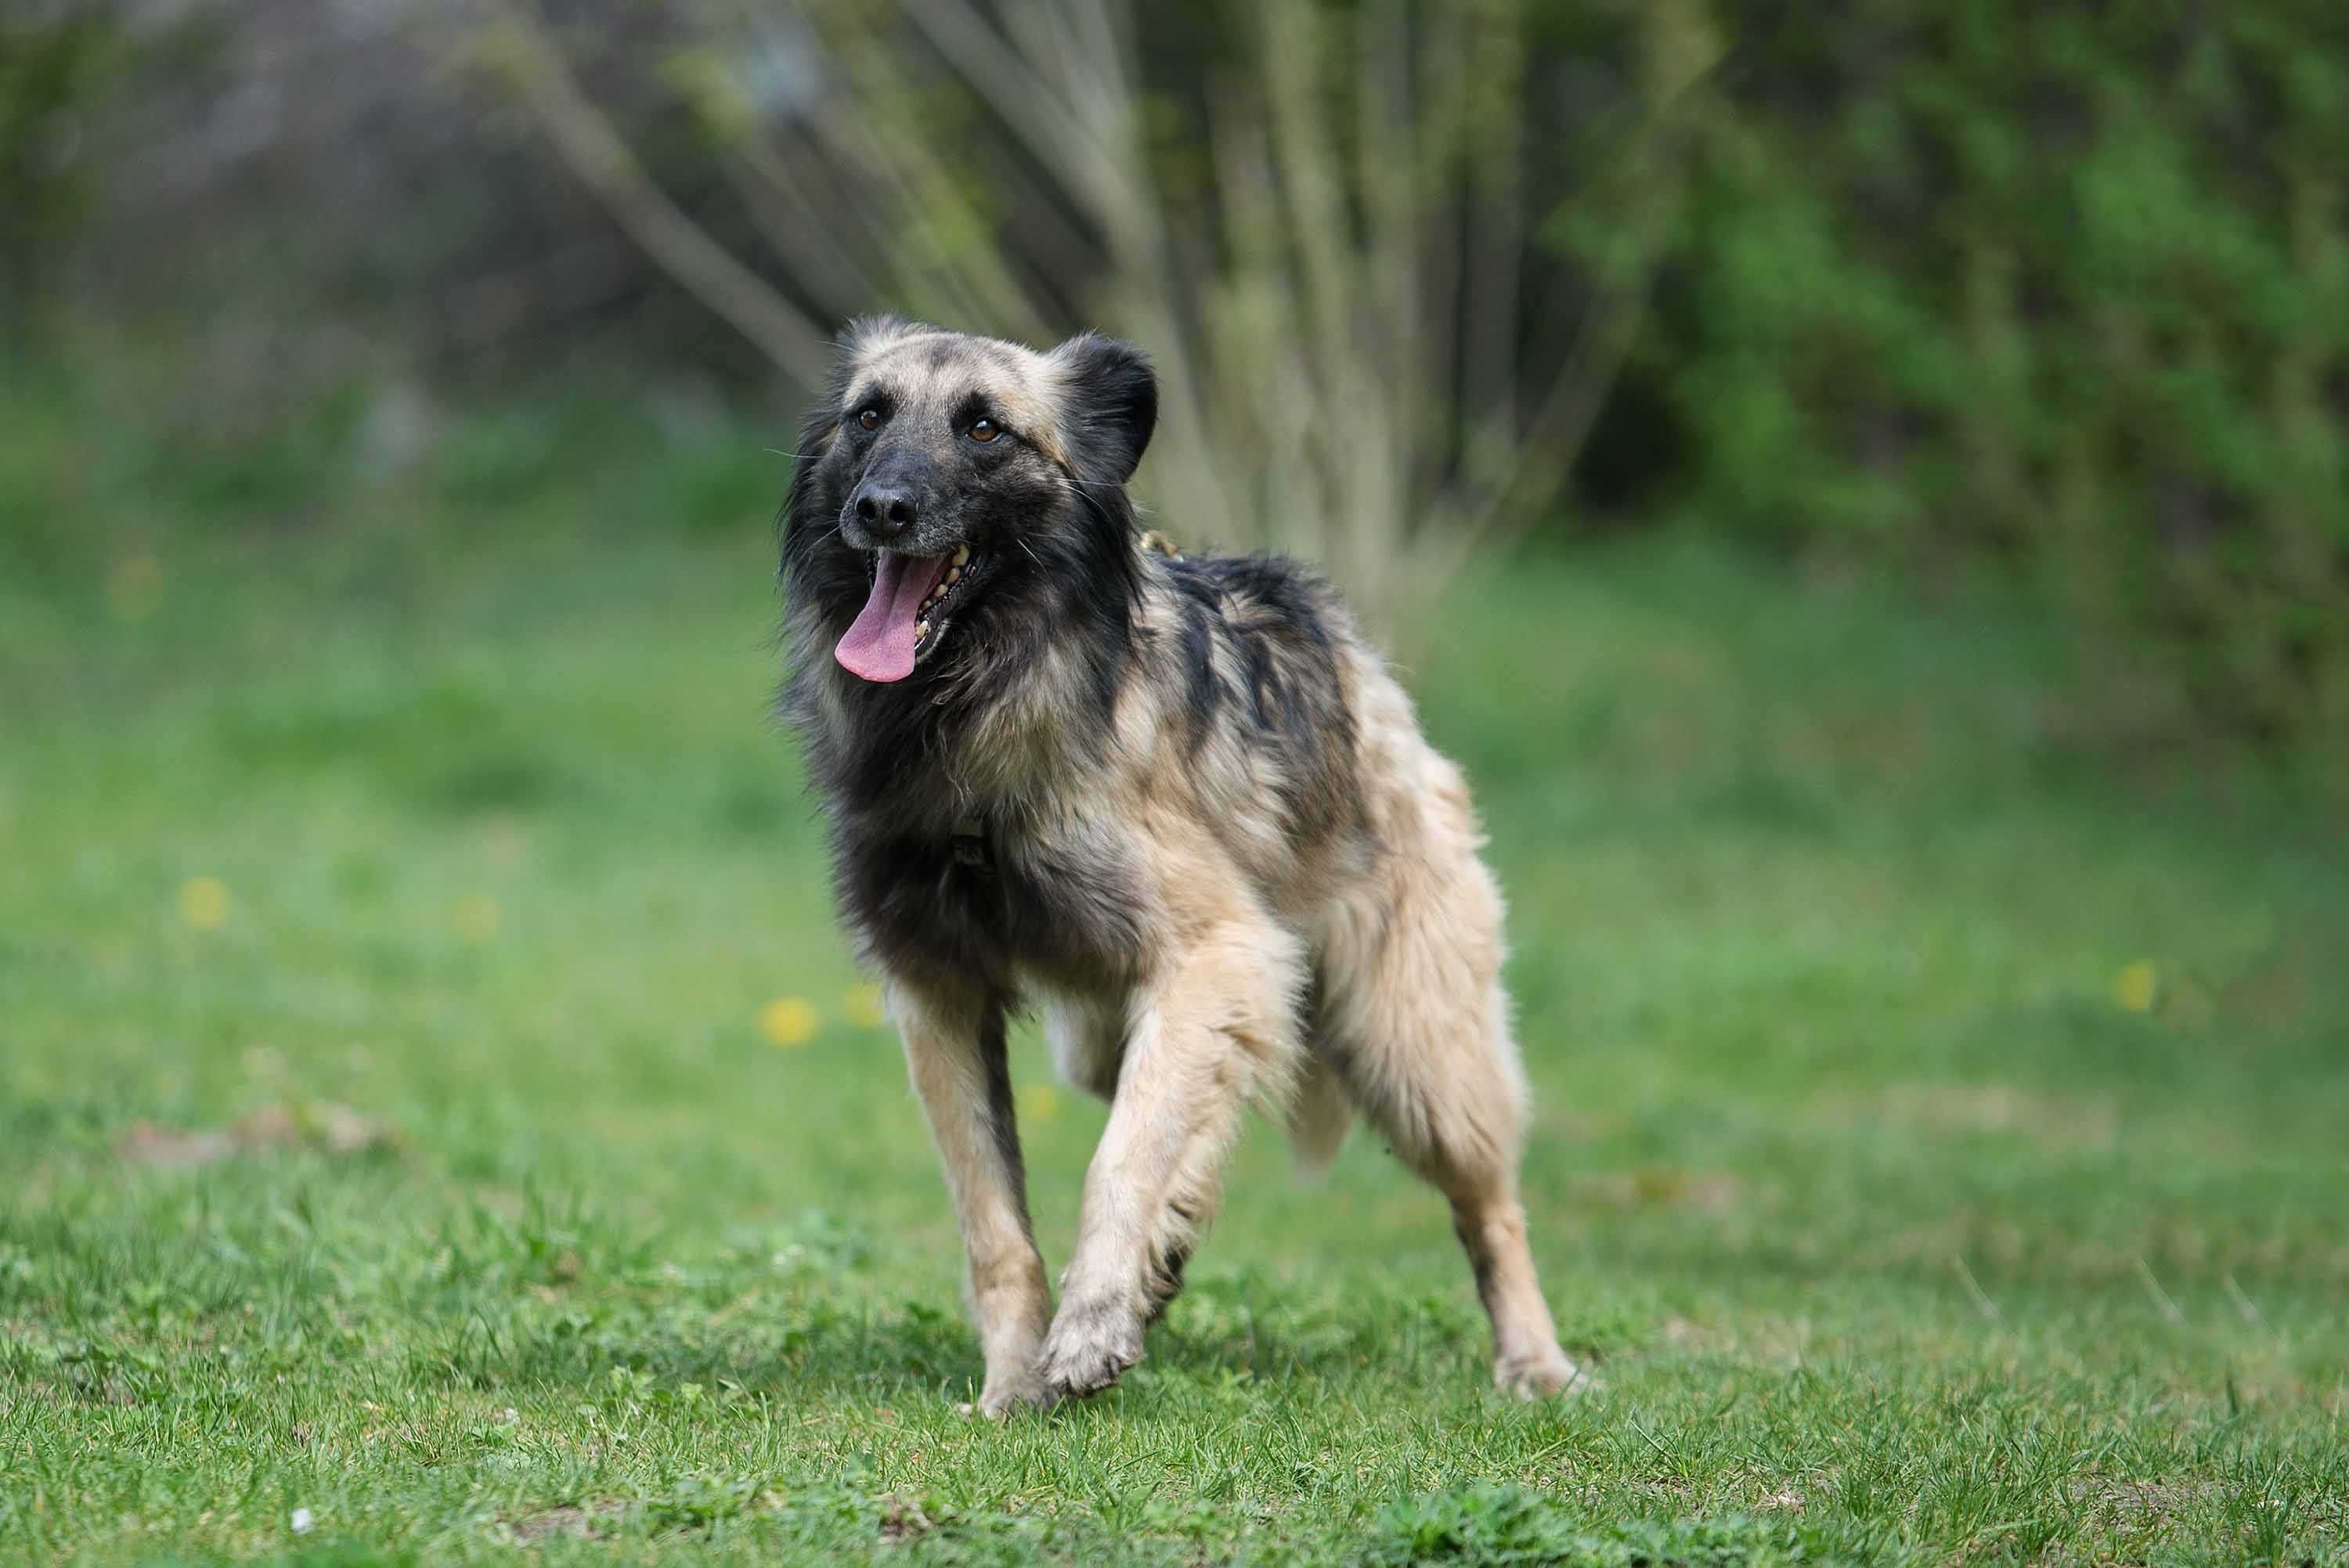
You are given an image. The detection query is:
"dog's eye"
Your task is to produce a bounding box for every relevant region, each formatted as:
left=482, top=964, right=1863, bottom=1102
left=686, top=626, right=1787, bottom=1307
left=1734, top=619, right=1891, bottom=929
left=968, top=417, right=1000, bottom=443
left=855, top=407, right=881, bottom=431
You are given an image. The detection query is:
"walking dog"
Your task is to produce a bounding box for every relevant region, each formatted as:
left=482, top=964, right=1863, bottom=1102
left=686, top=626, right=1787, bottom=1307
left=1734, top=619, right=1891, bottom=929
left=779, top=318, right=1578, bottom=1412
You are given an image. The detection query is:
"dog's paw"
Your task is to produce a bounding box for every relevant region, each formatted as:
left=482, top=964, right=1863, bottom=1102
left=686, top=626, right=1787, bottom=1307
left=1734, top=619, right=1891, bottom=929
left=1036, top=1298, right=1146, bottom=1403
left=969, top=1371, right=1052, bottom=1419
left=1494, top=1346, right=1593, bottom=1400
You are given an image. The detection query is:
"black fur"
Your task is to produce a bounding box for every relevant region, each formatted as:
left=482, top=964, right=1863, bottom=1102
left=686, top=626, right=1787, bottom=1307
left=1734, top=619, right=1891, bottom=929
left=1155, top=553, right=1363, bottom=848
left=781, top=323, right=1150, bottom=996
left=1052, top=333, right=1158, bottom=488
left=780, top=322, right=1362, bottom=1001
left=832, top=824, right=1148, bottom=993
left=974, top=1005, right=1027, bottom=1217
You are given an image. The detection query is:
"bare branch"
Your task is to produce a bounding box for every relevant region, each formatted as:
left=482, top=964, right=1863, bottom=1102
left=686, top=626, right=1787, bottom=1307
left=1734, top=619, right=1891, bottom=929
left=477, top=1, right=835, bottom=384
left=456, top=0, right=1710, bottom=636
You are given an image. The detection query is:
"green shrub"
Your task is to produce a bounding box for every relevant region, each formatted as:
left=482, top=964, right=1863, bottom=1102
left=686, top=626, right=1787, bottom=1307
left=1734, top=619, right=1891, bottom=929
left=1595, top=0, right=2349, bottom=777
left=0, top=4, right=130, bottom=330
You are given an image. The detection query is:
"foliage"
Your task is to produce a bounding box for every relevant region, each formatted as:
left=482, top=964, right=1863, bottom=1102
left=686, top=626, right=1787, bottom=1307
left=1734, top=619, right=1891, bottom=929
left=1593, top=0, right=2349, bottom=775
left=0, top=1, right=130, bottom=326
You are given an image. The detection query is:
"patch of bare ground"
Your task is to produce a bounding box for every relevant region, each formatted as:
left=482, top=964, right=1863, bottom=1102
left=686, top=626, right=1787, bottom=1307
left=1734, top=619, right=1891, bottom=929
left=499, top=1501, right=627, bottom=1545
left=1813, top=1082, right=2120, bottom=1152
left=878, top=1497, right=936, bottom=1547
left=115, top=1103, right=399, bottom=1170
left=2073, top=1474, right=2214, bottom=1528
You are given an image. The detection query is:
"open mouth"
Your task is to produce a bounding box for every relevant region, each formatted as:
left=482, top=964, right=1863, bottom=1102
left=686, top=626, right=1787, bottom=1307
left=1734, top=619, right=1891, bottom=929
left=908, top=542, right=975, bottom=658
left=833, top=543, right=976, bottom=683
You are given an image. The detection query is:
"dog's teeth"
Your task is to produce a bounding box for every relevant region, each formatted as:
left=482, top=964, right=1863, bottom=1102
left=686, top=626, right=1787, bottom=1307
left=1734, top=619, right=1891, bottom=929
left=951, top=545, right=969, bottom=566
left=916, top=618, right=931, bottom=640
left=946, top=568, right=961, bottom=584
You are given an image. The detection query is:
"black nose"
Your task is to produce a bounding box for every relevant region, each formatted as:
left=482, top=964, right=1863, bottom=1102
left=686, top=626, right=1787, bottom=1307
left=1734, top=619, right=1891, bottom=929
left=853, top=484, right=918, bottom=538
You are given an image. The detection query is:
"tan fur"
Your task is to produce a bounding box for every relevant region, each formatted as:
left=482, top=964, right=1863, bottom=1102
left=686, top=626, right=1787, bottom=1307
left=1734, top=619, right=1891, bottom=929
left=1283, top=1055, right=1354, bottom=1177
left=850, top=326, right=1077, bottom=474
left=890, top=983, right=1053, bottom=1409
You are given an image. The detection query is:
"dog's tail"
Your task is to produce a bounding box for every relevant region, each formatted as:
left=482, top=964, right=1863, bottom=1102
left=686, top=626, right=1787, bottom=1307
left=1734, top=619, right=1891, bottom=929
left=1286, top=1054, right=1354, bottom=1180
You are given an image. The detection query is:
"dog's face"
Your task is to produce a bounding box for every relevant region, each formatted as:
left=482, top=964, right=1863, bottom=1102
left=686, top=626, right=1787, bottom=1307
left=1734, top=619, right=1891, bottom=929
left=785, top=319, right=1156, bottom=684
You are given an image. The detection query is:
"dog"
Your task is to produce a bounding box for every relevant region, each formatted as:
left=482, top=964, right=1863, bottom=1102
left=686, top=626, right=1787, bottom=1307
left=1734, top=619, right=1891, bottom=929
left=779, top=318, right=1578, bottom=1412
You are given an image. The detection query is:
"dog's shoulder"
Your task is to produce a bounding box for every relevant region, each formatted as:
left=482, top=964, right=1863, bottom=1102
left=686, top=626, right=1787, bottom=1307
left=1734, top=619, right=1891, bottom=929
left=1131, top=546, right=1363, bottom=833
left=1149, top=550, right=1351, bottom=653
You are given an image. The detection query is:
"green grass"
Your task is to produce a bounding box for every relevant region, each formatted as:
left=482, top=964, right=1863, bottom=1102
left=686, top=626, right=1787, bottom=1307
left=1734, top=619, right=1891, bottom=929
left=3, top=420, right=2347, bottom=1566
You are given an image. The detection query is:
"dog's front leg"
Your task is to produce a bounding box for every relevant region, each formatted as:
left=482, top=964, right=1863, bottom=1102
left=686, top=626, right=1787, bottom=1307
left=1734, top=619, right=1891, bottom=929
left=890, top=980, right=1052, bottom=1415
left=1037, top=920, right=1301, bottom=1402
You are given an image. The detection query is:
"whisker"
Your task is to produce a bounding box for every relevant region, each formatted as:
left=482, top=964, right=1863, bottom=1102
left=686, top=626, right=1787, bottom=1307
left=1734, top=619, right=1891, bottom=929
left=1060, top=474, right=1156, bottom=516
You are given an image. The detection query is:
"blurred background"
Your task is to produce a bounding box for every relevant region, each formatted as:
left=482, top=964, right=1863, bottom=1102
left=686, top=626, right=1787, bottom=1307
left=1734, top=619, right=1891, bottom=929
left=5, top=0, right=2347, bottom=770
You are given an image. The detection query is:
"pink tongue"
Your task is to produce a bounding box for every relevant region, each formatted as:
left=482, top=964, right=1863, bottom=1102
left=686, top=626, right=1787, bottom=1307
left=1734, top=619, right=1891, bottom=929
left=835, top=551, right=951, bottom=683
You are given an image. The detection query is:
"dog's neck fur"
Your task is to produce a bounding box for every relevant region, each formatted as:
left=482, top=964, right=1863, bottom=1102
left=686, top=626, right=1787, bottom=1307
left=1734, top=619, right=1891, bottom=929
left=782, top=529, right=1149, bottom=840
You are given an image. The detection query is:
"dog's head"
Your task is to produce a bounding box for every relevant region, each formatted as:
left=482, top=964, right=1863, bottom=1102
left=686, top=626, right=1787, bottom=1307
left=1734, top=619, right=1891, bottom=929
left=781, top=318, right=1156, bottom=685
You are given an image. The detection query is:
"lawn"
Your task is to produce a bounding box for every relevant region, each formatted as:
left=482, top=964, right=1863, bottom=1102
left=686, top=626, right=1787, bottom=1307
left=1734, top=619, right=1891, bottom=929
left=2, top=423, right=2346, bottom=1566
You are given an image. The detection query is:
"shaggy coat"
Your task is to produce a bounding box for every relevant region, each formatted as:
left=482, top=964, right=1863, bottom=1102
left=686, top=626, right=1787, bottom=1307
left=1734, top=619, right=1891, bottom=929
left=780, top=318, right=1576, bottom=1411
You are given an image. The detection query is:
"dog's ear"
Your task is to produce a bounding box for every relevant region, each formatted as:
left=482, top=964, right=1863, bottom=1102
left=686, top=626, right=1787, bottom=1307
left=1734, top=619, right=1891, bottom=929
left=781, top=320, right=885, bottom=550
left=780, top=391, right=839, bottom=508
left=1048, top=333, right=1157, bottom=488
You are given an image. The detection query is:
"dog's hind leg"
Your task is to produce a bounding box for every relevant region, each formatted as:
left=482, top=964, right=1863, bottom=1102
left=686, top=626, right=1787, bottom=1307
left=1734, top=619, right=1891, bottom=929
left=1321, top=811, right=1582, bottom=1397
left=890, top=980, right=1054, bottom=1415
left=1340, top=972, right=1580, bottom=1397
left=1036, top=916, right=1303, bottom=1402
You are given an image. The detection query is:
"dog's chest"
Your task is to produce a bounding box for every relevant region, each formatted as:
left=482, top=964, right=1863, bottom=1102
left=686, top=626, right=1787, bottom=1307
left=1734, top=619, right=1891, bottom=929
left=843, top=813, right=1148, bottom=991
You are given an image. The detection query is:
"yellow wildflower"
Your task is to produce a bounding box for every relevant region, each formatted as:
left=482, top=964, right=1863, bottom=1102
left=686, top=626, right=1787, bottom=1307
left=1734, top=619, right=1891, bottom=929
left=179, top=877, right=230, bottom=932
left=760, top=996, right=821, bottom=1047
